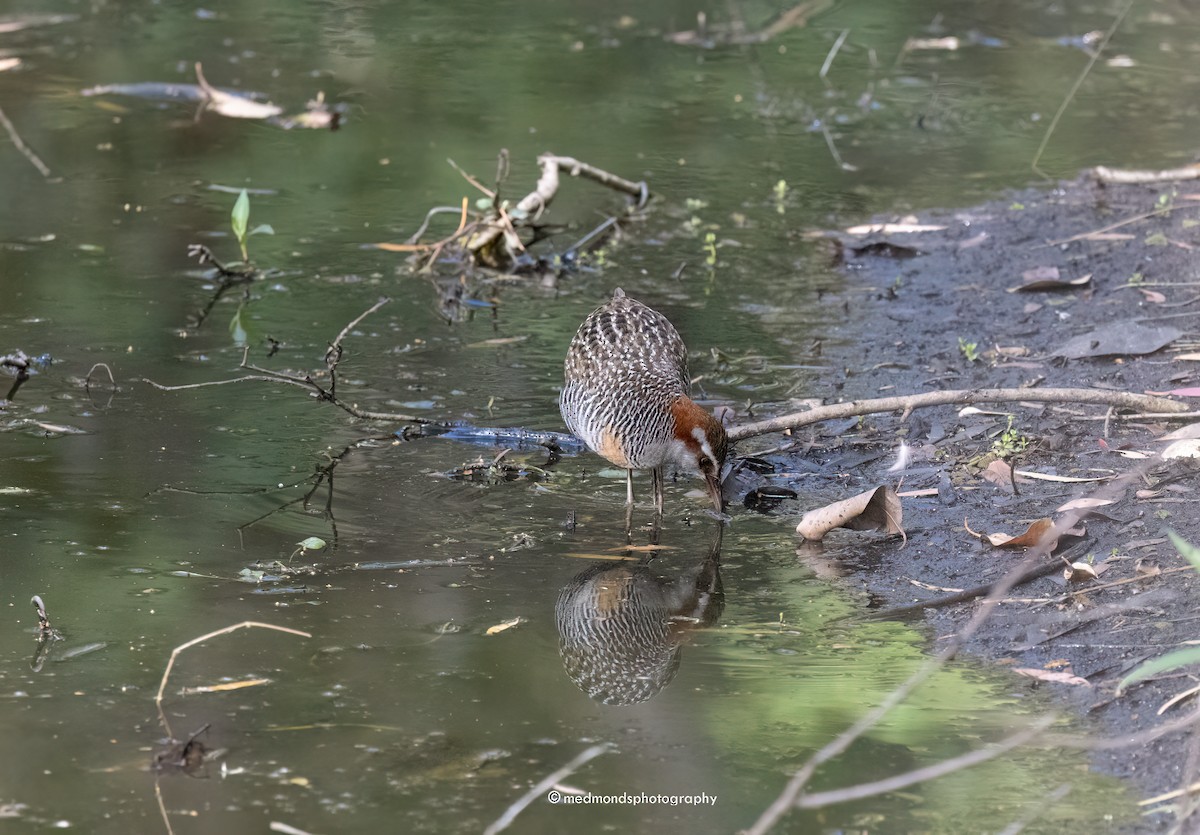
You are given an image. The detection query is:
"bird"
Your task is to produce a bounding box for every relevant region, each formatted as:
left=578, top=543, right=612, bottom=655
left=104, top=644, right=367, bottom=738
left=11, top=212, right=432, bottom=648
left=560, top=288, right=729, bottom=515
left=555, top=526, right=724, bottom=705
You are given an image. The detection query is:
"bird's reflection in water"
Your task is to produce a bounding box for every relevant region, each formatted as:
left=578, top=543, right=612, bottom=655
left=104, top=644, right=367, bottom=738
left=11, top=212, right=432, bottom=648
left=555, top=525, right=724, bottom=705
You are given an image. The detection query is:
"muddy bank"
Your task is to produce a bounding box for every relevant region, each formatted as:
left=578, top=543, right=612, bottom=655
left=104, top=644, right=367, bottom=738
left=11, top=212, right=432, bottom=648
left=759, top=173, right=1200, bottom=829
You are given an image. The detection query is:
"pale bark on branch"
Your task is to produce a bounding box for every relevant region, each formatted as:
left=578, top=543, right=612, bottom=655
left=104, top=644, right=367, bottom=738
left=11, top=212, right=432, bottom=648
left=728, top=387, right=1188, bottom=442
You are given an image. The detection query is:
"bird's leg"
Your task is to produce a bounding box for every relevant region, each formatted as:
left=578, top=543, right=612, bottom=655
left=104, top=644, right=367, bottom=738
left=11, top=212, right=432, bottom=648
left=626, top=468, right=635, bottom=506
left=652, top=467, right=664, bottom=518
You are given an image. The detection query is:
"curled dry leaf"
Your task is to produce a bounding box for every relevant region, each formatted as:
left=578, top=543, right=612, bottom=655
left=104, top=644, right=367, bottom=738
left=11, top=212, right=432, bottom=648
left=1007, top=270, right=1092, bottom=293
left=1012, top=667, right=1091, bottom=687
left=1163, top=439, right=1200, bottom=460
left=1016, top=470, right=1111, bottom=484
left=1063, top=561, right=1100, bottom=582
left=485, top=617, right=523, bottom=636
left=981, top=459, right=1021, bottom=491
left=795, top=486, right=903, bottom=541
left=1159, top=422, right=1200, bottom=442
left=971, top=517, right=1056, bottom=549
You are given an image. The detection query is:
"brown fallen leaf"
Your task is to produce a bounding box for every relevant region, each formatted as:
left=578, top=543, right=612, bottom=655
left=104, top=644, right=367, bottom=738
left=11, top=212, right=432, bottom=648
left=1139, top=288, right=1167, bottom=303
left=1007, top=271, right=1092, bottom=293
left=1012, top=667, right=1091, bottom=686
left=795, top=485, right=903, bottom=541
left=973, top=517, right=1055, bottom=549
left=980, top=459, right=1024, bottom=492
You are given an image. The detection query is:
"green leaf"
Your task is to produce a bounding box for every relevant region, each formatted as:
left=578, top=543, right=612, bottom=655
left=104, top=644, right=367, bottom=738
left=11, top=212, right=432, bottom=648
left=1169, top=530, right=1200, bottom=573
left=475, top=197, right=494, bottom=211
left=231, top=189, right=250, bottom=243
left=298, top=536, right=327, bottom=551
left=249, top=223, right=275, bottom=237
left=1117, top=645, right=1200, bottom=695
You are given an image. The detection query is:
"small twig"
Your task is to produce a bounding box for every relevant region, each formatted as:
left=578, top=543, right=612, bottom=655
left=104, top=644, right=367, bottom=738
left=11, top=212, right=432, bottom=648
left=85, top=362, right=116, bottom=393
left=1031, top=0, right=1134, bottom=179
left=155, top=621, right=311, bottom=739
left=404, top=204, right=468, bottom=245
left=0, top=104, right=51, bottom=177
left=1040, top=204, right=1196, bottom=248
left=447, top=157, right=496, bottom=198
left=332, top=297, right=390, bottom=351
left=819, top=123, right=857, bottom=172
left=483, top=743, right=614, bottom=835
left=819, top=29, right=851, bottom=83
left=727, top=387, right=1188, bottom=442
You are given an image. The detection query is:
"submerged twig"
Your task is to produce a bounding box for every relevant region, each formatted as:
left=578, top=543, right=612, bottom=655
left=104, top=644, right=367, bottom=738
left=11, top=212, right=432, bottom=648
left=0, top=104, right=51, bottom=177
left=483, top=742, right=615, bottom=835
left=1031, top=0, right=1133, bottom=179
left=155, top=621, right=311, bottom=739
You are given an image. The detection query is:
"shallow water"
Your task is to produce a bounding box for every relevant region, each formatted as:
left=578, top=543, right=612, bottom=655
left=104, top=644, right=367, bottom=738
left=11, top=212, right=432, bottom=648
left=2, top=0, right=1192, bottom=831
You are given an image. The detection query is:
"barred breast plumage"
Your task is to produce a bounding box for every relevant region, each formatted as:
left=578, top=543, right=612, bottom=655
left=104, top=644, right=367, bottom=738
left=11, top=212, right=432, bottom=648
left=560, top=288, right=728, bottom=514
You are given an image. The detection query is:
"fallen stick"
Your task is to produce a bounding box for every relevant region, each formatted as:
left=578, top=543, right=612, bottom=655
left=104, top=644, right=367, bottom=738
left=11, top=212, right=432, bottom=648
left=728, top=386, right=1188, bottom=442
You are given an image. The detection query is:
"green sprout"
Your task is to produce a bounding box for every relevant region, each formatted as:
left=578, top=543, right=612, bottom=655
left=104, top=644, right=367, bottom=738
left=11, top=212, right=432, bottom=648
left=703, top=232, right=718, bottom=266
left=991, top=415, right=1029, bottom=457
left=958, top=337, right=980, bottom=363
left=230, top=189, right=274, bottom=263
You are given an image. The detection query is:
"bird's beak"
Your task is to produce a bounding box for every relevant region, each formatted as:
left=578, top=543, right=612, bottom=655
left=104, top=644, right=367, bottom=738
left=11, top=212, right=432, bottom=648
left=705, top=468, right=725, bottom=513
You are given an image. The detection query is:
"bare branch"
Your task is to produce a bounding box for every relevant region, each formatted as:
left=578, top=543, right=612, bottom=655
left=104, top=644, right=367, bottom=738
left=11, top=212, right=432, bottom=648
left=728, top=387, right=1187, bottom=442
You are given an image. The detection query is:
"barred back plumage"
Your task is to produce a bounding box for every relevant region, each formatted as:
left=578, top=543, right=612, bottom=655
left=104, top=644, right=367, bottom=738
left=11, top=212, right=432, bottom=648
left=560, top=288, right=729, bottom=513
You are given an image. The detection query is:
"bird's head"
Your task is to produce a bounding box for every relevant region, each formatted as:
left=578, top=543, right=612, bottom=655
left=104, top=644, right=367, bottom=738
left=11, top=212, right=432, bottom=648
left=672, top=398, right=730, bottom=513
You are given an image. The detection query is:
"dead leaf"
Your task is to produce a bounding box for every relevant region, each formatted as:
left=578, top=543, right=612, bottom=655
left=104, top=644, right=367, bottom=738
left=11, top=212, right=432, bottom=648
left=1013, top=668, right=1091, bottom=686
left=1052, top=321, right=1182, bottom=359
left=1056, top=497, right=1116, bottom=512
left=982, top=517, right=1056, bottom=549
left=1063, top=561, right=1099, bottom=582
left=180, top=678, right=271, bottom=695
left=485, top=617, right=523, bottom=636
left=1159, top=423, right=1200, bottom=441
left=194, top=63, right=282, bottom=120
left=1007, top=271, right=1092, bottom=293
left=980, top=459, right=1022, bottom=491
left=1163, top=439, right=1200, bottom=459
left=795, top=486, right=904, bottom=541
left=1015, top=470, right=1111, bottom=484
left=1139, top=288, right=1168, bottom=303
